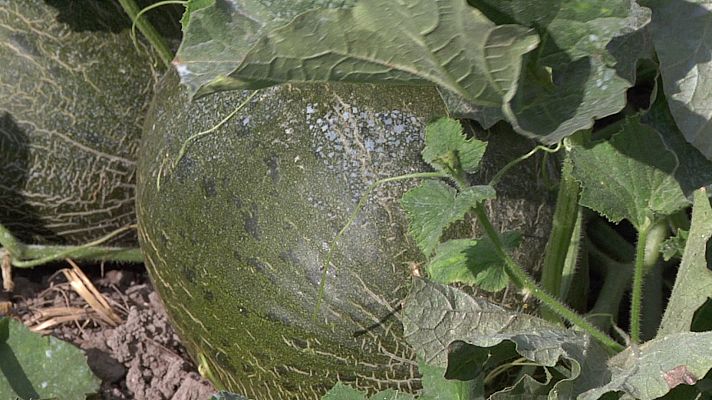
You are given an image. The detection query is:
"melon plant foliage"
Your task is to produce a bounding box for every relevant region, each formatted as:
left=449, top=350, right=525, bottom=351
left=175, top=0, right=712, bottom=398
left=4, top=0, right=712, bottom=398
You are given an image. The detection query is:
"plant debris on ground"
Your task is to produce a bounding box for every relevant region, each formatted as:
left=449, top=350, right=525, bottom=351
left=10, top=262, right=214, bottom=400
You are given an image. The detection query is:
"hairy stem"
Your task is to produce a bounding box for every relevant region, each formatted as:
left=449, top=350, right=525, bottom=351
left=0, top=223, right=24, bottom=257
left=473, top=204, right=623, bottom=352
left=561, top=209, right=585, bottom=304
left=0, top=223, right=143, bottom=268
left=13, top=246, right=143, bottom=268
left=117, top=0, right=174, bottom=67
left=630, top=221, right=651, bottom=344
left=641, top=261, right=663, bottom=341
left=638, top=219, right=667, bottom=339
left=540, top=154, right=581, bottom=322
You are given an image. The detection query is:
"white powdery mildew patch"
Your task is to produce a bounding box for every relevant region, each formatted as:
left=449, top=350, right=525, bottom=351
left=306, top=100, right=425, bottom=205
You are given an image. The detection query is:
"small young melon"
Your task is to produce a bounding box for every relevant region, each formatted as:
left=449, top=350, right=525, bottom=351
left=0, top=0, right=158, bottom=245
left=137, top=71, right=552, bottom=399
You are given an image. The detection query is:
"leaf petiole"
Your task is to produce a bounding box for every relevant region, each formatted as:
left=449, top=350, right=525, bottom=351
left=488, top=142, right=561, bottom=187
left=629, top=220, right=651, bottom=344
left=0, top=223, right=143, bottom=268
left=117, top=0, right=179, bottom=67
left=473, top=204, right=624, bottom=352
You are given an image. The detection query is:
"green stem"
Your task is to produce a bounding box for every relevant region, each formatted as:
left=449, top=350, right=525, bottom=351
left=630, top=220, right=651, bottom=344
left=488, top=142, right=562, bottom=187
left=587, top=240, right=632, bottom=331
left=117, top=0, right=175, bottom=67
left=587, top=218, right=634, bottom=263
left=473, top=204, right=623, bottom=353
left=0, top=223, right=143, bottom=268
left=641, top=261, right=663, bottom=341
left=560, top=207, right=584, bottom=305
left=564, top=232, right=588, bottom=313
left=0, top=223, right=24, bottom=257
left=13, top=246, right=143, bottom=268
left=637, top=219, right=667, bottom=339
left=540, top=153, right=581, bottom=323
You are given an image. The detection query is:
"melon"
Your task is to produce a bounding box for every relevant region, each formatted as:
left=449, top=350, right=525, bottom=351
left=137, top=71, right=552, bottom=399
left=0, top=0, right=158, bottom=245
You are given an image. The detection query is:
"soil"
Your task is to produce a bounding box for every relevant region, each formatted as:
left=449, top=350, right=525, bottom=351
left=9, top=261, right=216, bottom=400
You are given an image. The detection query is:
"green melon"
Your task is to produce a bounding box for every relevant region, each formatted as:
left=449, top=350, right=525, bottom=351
left=0, top=0, right=158, bottom=245
left=137, top=71, right=552, bottom=399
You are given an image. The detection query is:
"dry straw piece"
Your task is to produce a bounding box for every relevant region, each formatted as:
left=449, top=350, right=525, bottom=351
left=61, top=259, right=122, bottom=327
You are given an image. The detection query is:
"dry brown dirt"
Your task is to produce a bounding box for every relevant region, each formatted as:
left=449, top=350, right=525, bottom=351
left=11, top=262, right=216, bottom=400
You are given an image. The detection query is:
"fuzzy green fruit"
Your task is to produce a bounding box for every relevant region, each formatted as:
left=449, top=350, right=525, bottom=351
left=137, top=71, right=552, bottom=399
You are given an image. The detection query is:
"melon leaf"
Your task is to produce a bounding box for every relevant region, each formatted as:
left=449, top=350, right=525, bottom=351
left=437, top=88, right=505, bottom=129
left=649, top=0, right=712, bottom=160
left=657, top=188, right=712, bottom=337
left=179, top=0, right=540, bottom=105
left=489, top=370, right=554, bottom=399
left=579, top=332, right=712, bottom=400
left=0, top=317, right=99, bottom=399
left=474, top=0, right=652, bottom=144
left=427, top=232, right=521, bottom=292
left=418, top=361, right=482, bottom=400
left=642, top=88, right=712, bottom=197
left=401, top=181, right=496, bottom=256
left=323, top=361, right=479, bottom=400
left=402, top=279, right=611, bottom=398
left=176, top=0, right=356, bottom=98
left=570, top=117, right=689, bottom=230
left=422, top=117, right=488, bottom=175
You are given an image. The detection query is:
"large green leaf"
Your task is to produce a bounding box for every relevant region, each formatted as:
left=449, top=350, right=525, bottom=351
left=419, top=361, right=481, bottom=400
left=437, top=88, right=505, bottom=129
left=580, top=332, right=712, bottom=400
left=473, top=0, right=651, bottom=143
left=0, top=317, right=99, bottom=399
left=401, top=181, right=496, bottom=256
left=642, top=86, right=712, bottom=197
left=182, top=0, right=539, bottom=106
left=649, top=0, right=712, bottom=160
left=570, top=117, right=689, bottom=230
left=402, top=279, right=610, bottom=398
left=323, top=361, right=479, bottom=400
left=489, top=371, right=553, bottom=400
left=657, top=189, right=712, bottom=337
left=175, top=0, right=355, bottom=97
